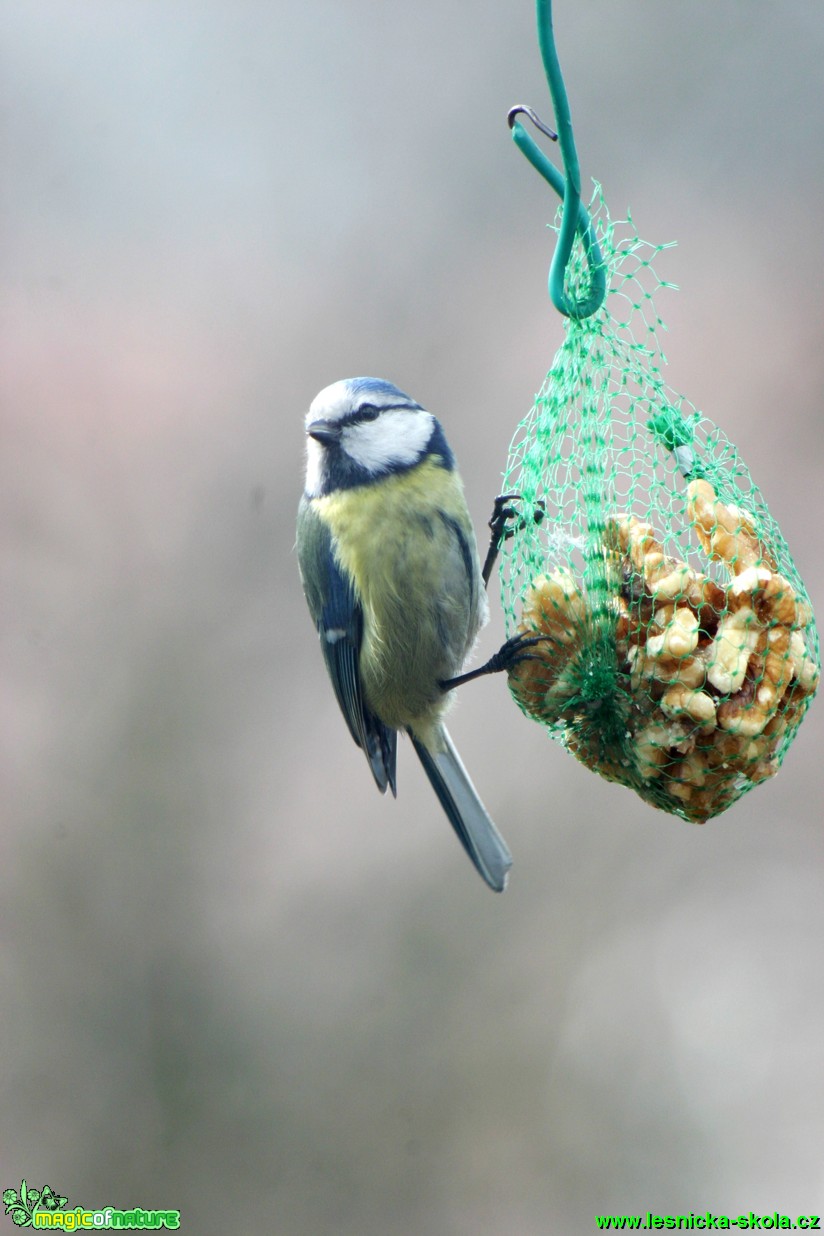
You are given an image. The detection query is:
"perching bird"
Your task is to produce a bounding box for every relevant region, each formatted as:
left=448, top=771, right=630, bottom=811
left=296, top=377, right=512, bottom=891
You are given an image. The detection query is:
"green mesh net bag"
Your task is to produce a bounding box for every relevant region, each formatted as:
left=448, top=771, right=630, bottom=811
left=500, top=187, right=820, bottom=823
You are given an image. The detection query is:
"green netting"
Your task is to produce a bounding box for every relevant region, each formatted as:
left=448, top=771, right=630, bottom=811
left=500, top=186, right=820, bottom=823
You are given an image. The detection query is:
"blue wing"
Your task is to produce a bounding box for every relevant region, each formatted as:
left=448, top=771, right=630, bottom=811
left=318, top=556, right=398, bottom=795
left=297, top=501, right=397, bottom=795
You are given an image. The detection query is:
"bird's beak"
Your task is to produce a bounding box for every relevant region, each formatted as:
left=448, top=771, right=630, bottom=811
left=307, top=419, right=340, bottom=445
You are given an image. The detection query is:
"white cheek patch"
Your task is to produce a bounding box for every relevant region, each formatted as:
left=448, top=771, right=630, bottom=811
left=343, top=409, right=434, bottom=474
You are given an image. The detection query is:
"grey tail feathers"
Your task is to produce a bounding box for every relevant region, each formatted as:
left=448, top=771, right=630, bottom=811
left=409, top=726, right=512, bottom=892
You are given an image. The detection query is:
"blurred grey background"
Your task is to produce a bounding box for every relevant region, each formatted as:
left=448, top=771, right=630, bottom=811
left=2, top=3, right=823, bottom=1232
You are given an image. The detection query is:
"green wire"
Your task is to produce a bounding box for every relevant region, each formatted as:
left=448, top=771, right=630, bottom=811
left=510, top=119, right=604, bottom=316
left=513, top=0, right=606, bottom=320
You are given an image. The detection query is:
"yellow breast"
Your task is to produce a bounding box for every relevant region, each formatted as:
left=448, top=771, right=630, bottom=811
left=314, top=459, right=466, bottom=602
left=313, top=460, right=480, bottom=730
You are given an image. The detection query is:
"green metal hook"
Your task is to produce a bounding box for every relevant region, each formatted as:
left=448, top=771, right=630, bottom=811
left=509, top=0, right=606, bottom=320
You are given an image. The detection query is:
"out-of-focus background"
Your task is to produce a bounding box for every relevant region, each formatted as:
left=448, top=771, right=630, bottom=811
left=2, top=3, right=823, bottom=1231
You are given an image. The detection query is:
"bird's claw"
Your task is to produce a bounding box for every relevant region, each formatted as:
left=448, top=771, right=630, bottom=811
left=440, top=631, right=550, bottom=691
left=488, top=493, right=545, bottom=541
left=487, top=630, right=550, bottom=674
left=482, top=494, right=546, bottom=587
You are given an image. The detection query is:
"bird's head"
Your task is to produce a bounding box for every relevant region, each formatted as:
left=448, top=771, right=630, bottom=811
left=303, top=377, right=454, bottom=497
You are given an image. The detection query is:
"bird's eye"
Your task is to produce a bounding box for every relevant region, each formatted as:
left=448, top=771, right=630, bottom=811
left=358, top=404, right=380, bottom=422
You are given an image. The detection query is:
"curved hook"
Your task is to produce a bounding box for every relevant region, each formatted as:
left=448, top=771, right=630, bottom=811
left=509, top=111, right=605, bottom=320
left=509, top=0, right=606, bottom=320
left=507, top=105, right=558, bottom=144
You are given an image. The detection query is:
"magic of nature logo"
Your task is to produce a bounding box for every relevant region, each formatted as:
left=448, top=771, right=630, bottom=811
left=2, top=1182, right=180, bottom=1230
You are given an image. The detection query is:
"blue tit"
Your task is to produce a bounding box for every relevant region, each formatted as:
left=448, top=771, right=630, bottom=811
left=296, top=377, right=512, bottom=892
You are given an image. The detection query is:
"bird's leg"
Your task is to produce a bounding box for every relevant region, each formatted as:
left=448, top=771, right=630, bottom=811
left=481, top=493, right=545, bottom=588
left=440, top=632, right=549, bottom=692
left=445, top=494, right=549, bottom=691
left=481, top=493, right=518, bottom=588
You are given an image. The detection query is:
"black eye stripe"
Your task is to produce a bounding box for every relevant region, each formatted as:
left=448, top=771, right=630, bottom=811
left=334, top=401, right=420, bottom=431
left=342, top=403, right=400, bottom=427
